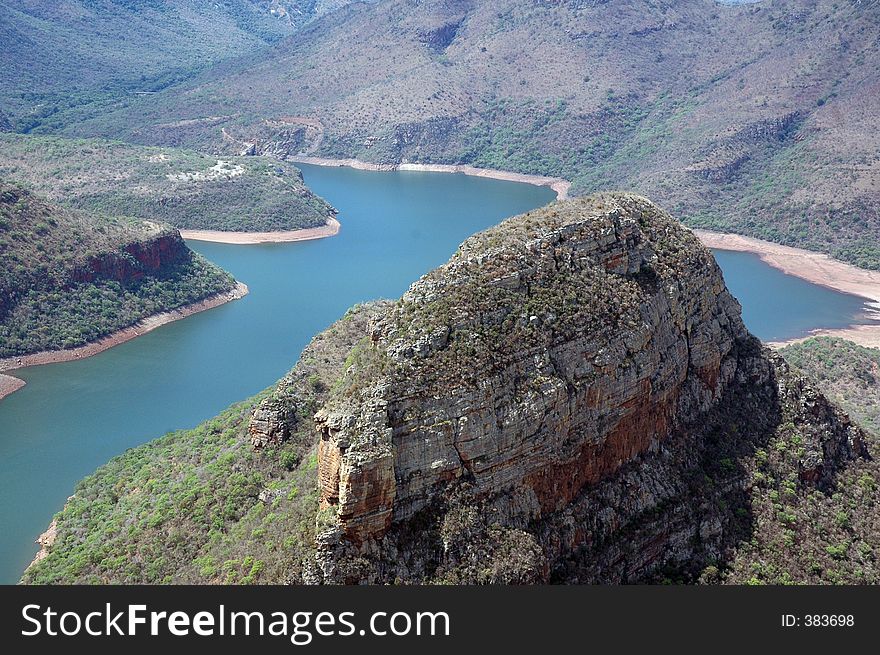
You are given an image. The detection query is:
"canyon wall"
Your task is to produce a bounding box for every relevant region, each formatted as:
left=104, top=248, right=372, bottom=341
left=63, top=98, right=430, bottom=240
left=250, top=193, right=868, bottom=583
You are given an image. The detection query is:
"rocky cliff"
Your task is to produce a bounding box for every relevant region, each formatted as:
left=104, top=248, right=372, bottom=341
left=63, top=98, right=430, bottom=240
left=24, top=193, right=876, bottom=585
left=1, top=224, right=190, bottom=323
left=243, top=193, right=870, bottom=583
left=0, top=181, right=236, bottom=358
left=1, top=182, right=197, bottom=317
left=69, top=229, right=190, bottom=286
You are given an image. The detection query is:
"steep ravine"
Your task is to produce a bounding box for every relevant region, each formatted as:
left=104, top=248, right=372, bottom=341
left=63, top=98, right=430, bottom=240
left=25, top=194, right=877, bottom=584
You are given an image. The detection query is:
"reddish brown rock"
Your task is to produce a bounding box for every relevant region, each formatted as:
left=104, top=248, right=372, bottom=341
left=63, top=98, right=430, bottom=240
left=302, top=193, right=868, bottom=583
left=70, top=232, right=189, bottom=285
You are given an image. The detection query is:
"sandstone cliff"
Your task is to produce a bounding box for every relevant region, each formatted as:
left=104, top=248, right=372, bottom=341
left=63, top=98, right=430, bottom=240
left=68, top=229, right=190, bottom=286
left=23, top=194, right=877, bottom=585
left=250, top=193, right=869, bottom=583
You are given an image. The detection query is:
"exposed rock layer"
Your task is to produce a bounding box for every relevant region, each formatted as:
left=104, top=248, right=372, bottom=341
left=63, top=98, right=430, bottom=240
left=250, top=194, right=870, bottom=583
left=70, top=231, right=190, bottom=285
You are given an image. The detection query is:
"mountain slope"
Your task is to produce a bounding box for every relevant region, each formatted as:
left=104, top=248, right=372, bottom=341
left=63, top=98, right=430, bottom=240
left=0, top=0, right=363, bottom=131
left=23, top=195, right=877, bottom=584
left=0, top=182, right=236, bottom=359
left=781, top=337, right=880, bottom=436
left=61, top=0, right=880, bottom=268
left=0, top=134, right=335, bottom=232
left=723, top=336, right=880, bottom=584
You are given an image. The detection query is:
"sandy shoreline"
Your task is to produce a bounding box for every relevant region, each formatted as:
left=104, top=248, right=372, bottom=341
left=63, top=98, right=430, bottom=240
left=289, top=156, right=572, bottom=199
left=0, top=374, right=26, bottom=402
left=766, top=325, right=880, bottom=350
left=0, top=281, right=249, bottom=401
left=182, top=159, right=568, bottom=246
left=694, top=229, right=880, bottom=348
left=180, top=216, right=340, bottom=244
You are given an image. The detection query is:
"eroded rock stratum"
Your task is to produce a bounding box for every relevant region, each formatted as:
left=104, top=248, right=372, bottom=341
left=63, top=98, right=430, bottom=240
left=248, top=193, right=867, bottom=583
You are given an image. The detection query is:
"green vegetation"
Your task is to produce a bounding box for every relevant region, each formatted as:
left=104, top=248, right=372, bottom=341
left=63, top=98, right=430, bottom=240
left=21, top=394, right=320, bottom=584
left=459, top=98, right=576, bottom=178
left=683, top=138, right=880, bottom=269
left=715, top=338, right=880, bottom=584
left=0, top=256, right=232, bottom=357
left=0, top=182, right=235, bottom=358
left=721, top=419, right=880, bottom=585
left=0, top=134, right=334, bottom=232
left=781, top=337, right=880, bottom=438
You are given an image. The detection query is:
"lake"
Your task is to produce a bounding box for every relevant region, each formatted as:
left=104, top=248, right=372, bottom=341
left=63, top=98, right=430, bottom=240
left=0, top=164, right=874, bottom=583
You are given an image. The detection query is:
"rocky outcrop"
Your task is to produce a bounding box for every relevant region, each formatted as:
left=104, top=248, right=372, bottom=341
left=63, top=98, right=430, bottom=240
left=248, top=301, right=395, bottom=450
left=289, top=193, right=869, bottom=584
left=741, top=112, right=802, bottom=142
left=220, top=121, right=315, bottom=159
left=688, top=112, right=802, bottom=183
left=314, top=194, right=742, bottom=544
left=26, top=519, right=58, bottom=571
left=686, top=149, right=750, bottom=182
left=70, top=230, right=190, bottom=285
left=250, top=398, right=297, bottom=448
left=418, top=20, right=464, bottom=53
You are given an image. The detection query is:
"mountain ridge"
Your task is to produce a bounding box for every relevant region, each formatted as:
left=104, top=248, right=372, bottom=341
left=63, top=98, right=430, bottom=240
left=50, top=0, right=880, bottom=268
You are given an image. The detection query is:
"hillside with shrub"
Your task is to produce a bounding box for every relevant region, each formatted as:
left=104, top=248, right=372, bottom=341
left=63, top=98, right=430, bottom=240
left=56, top=0, right=880, bottom=268
left=0, top=1, right=365, bottom=132
left=0, top=134, right=334, bottom=232
left=0, top=182, right=236, bottom=358
left=715, top=338, right=880, bottom=584
left=781, top=337, right=880, bottom=437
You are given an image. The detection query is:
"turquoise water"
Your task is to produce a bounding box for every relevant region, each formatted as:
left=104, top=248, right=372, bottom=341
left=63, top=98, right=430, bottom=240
left=0, top=167, right=554, bottom=583
left=0, top=164, right=874, bottom=583
left=713, top=249, right=874, bottom=342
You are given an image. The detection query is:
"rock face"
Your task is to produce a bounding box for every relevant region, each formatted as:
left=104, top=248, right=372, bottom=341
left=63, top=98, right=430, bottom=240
left=1, top=222, right=192, bottom=321
left=313, top=193, right=745, bottom=578
left=1, top=185, right=183, bottom=317
left=254, top=193, right=869, bottom=584
left=688, top=112, right=803, bottom=183
left=70, top=231, right=190, bottom=286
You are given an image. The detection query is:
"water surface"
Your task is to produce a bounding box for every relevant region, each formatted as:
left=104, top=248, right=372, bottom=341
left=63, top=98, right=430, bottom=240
left=713, top=249, right=874, bottom=342
left=0, top=167, right=554, bottom=582
left=0, top=165, right=875, bottom=582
